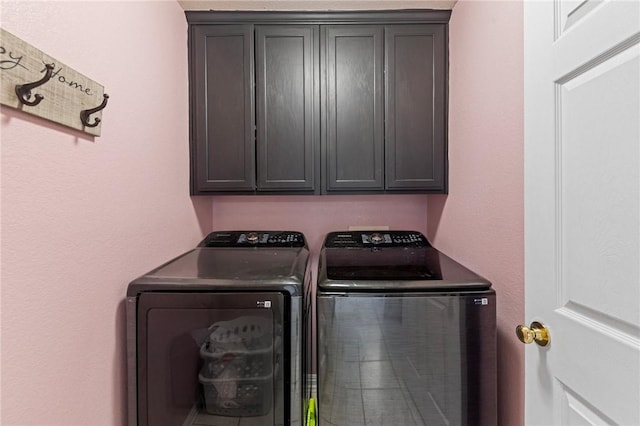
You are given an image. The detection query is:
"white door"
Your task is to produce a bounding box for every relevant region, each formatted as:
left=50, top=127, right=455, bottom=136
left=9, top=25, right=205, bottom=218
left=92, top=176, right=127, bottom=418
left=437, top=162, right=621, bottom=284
left=524, top=0, right=640, bottom=425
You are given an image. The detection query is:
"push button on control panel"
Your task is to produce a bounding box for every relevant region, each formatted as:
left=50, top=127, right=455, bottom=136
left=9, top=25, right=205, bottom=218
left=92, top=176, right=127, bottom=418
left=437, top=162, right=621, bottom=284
left=392, top=232, right=424, bottom=244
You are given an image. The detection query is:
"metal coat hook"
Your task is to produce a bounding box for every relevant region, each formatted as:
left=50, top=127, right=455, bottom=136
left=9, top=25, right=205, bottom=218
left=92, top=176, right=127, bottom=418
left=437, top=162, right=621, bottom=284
left=80, top=94, right=109, bottom=128
left=15, top=63, right=54, bottom=107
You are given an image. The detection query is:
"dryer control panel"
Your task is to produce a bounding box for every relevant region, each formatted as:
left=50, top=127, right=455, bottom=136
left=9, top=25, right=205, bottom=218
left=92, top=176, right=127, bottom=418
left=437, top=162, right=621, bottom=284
left=200, top=231, right=306, bottom=248
left=325, top=231, right=430, bottom=248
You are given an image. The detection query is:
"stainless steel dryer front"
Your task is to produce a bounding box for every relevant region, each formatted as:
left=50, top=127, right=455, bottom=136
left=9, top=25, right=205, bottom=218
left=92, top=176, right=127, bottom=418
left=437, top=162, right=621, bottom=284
left=316, top=231, right=497, bottom=426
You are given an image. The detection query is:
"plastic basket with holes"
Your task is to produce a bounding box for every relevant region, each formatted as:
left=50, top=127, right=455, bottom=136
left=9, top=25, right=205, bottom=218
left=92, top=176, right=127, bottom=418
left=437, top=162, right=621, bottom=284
left=198, top=316, right=275, bottom=416
left=199, top=367, right=273, bottom=417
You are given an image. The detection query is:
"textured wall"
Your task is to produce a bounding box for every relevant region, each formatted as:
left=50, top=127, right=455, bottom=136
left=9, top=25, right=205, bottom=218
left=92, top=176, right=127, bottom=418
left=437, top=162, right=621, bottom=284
left=0, top=1, right=210, bottom=424
left=211, top=195, right=429, bottom=259
left=1, top=1, right=524, bottom=424
left=429, top=1, right=525, bottom=425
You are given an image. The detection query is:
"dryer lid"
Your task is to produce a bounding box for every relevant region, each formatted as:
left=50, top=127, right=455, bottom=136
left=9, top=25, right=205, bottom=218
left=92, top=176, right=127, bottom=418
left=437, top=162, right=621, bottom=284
left=127, top=246, right=309, bottom=296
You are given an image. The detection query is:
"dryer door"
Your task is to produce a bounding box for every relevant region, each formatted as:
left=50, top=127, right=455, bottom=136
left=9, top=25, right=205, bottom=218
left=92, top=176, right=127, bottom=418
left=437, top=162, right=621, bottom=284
left=135, top=291, right=285, bottom=426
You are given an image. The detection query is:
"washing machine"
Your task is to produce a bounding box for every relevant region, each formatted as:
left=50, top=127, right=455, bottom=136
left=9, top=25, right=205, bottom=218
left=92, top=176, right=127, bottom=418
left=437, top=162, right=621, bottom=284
left=126, top=230, right=311, bottom=426
left=316, top=230, right=497, bottom=426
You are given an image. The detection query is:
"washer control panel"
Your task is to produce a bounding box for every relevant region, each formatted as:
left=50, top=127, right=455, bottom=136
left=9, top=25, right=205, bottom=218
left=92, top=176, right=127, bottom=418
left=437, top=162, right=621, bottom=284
left=325, top=231, right=430, bottom=248
left=200, top=231, right=306, bottom=248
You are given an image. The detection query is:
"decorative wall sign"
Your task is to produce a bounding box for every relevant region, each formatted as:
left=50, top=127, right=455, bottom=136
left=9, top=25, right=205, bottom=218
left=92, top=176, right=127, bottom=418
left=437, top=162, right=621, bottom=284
left=0, top=28, right=108, bottom=136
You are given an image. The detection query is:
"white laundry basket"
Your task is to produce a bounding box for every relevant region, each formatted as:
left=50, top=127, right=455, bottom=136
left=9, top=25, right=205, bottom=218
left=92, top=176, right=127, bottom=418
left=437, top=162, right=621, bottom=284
left=198, top=316, right=276, bottom=417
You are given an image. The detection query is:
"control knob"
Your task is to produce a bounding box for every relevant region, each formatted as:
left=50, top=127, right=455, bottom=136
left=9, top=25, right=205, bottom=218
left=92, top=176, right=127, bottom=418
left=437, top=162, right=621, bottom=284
left=246, top=232, right=260, bottom=243
left=370, top=233, right=384, bottom=244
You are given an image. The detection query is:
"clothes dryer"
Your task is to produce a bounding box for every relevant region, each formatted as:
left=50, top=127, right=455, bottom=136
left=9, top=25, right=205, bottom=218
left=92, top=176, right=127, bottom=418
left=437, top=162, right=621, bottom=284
left=126, top=231, right=311, bottom=426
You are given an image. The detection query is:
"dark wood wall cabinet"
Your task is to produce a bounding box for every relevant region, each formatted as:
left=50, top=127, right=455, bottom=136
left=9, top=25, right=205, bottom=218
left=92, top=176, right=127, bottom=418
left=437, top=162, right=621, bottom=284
left=187, top=10, right=450, bottom=195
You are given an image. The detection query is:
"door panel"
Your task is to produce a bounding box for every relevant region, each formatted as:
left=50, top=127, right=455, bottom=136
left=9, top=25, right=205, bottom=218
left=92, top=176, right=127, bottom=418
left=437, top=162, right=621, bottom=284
left=191, top=25, right=255, bottom=192
left=385, top=25, right=447, bottom=191
left=256, top=25, right=319, bottom=191
left=136, top=292, right=285, bottom=426
left=559, top=45, right=639, bottom=326
left=524, top=1, right=640, bottom=424
left=323, top=26, right=384, bottom=191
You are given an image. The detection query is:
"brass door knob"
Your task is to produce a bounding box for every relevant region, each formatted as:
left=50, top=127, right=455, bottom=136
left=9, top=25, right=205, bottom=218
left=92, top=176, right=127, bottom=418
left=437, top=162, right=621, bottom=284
left=516, top=321, right=550, bottom=346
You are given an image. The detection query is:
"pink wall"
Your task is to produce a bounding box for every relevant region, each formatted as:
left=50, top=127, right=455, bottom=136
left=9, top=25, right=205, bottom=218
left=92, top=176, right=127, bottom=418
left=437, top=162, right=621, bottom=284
left=211, top=195, right=429, bottom=259
left=430, top=1, right=525, bottom=425
left=1, top=1, right=524, bottom=424
left=0, top=1, right=210, bottom=424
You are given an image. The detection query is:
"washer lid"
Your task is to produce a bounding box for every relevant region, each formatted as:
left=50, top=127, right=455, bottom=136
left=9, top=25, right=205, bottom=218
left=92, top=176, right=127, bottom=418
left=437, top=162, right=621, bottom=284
left=319, top=231, right=491, bottom=291
left=324, top=246, right=438, bottom=280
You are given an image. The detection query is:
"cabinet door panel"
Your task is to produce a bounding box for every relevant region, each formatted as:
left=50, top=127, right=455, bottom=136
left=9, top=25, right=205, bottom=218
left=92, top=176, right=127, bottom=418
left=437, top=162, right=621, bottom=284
left=385, top=25, right=447, bottom=191
left=191, top=25, right=255, bottom=192
left=256, top=26, right=319, bottom=191
left=324, top=26, right=384, bottom=191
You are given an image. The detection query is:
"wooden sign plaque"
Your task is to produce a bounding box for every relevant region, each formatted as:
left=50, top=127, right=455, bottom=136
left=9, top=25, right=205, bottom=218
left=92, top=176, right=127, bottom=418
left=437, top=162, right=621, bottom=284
left=0, top=28, right=107, bottom=136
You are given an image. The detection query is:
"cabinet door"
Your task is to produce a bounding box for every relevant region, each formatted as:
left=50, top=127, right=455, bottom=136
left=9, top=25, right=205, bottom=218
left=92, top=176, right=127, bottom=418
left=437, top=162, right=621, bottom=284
left=190, top=25, right=255, bottom=193
left=323, top=26, right=384, bottom=191
left=256, top=26, right=319, bottom=192
left=385, top=25, right=447, bottom=191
